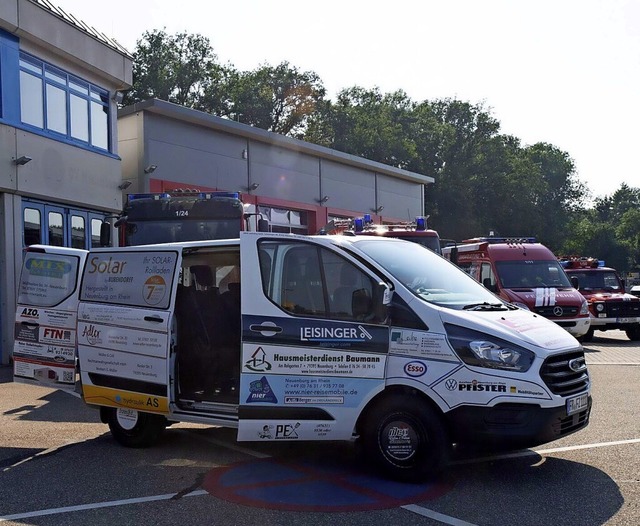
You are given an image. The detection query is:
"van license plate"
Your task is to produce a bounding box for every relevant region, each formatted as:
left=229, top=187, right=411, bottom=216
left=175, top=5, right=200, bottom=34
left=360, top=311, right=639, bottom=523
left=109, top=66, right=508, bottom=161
left=566, top=393, right=588, bottom=415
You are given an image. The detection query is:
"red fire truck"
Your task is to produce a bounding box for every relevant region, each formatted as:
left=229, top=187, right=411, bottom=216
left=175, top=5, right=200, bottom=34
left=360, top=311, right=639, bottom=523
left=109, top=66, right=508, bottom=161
left=442, top=237, right=591, bottom=339
left=101, top=190, right=267, bottom=246
left=560, top=257, right=640, bottom=341
left=320, top=214, right=442, bottom=254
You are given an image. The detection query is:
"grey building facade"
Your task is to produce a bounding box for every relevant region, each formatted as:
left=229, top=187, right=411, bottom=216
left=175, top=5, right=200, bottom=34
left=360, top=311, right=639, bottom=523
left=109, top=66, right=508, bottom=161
left=0, top=0, right=132, bottom=364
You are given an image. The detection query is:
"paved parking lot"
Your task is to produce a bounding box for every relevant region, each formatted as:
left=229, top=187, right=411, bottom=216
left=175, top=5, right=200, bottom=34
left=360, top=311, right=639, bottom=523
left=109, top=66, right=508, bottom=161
left=0, top=331, right=638, bottom=525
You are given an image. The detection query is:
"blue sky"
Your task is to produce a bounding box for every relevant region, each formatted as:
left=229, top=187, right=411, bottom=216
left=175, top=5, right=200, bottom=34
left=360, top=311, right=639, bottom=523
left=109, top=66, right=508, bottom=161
left=53, top=0, right=640, bottom=201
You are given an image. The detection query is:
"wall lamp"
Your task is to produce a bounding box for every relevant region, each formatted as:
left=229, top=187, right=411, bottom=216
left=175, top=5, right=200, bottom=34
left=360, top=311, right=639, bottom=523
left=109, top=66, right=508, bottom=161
left=112, top=90, right=125, bottom=104
left=242, top=149, right=248, bottom=160
left=14, top=156, right=32, bottom=165
left=118, top=180, right=132, bottom=190
left=248, top=182, right=260, bottom=191
left=144, top=164, right=158, bottom=174
left=317, top=195, right=330, bottom=204
left=371, top=205, right=384, bottom=213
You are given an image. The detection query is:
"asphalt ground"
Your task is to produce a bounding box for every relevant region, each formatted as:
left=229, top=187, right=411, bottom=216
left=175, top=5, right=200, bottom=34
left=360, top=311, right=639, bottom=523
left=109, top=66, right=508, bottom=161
left=0, top=330, right=638, bottom=526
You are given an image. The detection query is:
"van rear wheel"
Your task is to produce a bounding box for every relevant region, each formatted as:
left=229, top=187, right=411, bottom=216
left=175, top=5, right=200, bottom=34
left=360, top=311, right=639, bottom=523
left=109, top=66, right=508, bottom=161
left=362, top=394, right=449, bottom=482
left=107, top=408, right=166, bottom=448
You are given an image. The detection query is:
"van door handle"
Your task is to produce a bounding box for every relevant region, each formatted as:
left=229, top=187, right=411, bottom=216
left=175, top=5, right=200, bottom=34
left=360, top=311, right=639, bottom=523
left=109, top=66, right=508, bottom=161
left=250, top=323, right=283, bottom=334
left=144, top=316, right=164, bottom=323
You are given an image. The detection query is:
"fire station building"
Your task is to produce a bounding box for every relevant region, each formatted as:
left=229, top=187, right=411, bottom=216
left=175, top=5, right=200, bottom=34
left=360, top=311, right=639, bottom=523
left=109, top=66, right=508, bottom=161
left=0, top=0, right=433, bottom=364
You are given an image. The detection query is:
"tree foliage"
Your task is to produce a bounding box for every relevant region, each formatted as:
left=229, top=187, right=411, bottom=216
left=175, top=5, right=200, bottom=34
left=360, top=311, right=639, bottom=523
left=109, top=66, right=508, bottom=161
left=127, top=30, right=638, bottom=271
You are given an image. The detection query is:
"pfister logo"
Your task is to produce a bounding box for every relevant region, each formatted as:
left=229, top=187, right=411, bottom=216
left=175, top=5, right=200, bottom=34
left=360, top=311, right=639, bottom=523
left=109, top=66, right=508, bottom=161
left=404, top=361, right=427, bottom=377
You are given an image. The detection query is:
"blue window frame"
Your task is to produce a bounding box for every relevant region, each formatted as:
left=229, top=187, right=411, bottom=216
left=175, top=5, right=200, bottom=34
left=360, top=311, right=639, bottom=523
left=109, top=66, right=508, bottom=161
left=22, top=200, right=108, bottom=249
left=18, top=52, right=110, bottom=152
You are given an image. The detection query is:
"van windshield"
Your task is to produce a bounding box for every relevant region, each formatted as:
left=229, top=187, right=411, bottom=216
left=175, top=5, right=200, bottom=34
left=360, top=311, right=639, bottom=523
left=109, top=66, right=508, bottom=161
left=495, top=260, right=573, bottom=288
left=353, top=239, right=506, bottom=310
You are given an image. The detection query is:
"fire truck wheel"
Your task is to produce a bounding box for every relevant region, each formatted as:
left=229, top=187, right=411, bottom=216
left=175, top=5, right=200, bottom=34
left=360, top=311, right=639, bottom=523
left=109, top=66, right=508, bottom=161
left=578, top=328, right=594, bottom=343
left=362, top=394, right=449, bottom=482
left=107, top=408, right=166, bottom=448
left=625, top=325, right=640, bottom=341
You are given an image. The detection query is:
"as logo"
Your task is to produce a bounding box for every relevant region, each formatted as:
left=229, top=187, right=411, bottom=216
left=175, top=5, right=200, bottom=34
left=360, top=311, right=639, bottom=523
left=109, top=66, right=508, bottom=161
left=146, top=397, right=159, bottom=408
left=21, top=308, right=39, bottom=318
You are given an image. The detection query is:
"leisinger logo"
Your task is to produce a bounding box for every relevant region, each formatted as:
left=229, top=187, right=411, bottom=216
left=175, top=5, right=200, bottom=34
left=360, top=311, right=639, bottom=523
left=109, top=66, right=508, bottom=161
left=300, top=325, right=373, bottom=342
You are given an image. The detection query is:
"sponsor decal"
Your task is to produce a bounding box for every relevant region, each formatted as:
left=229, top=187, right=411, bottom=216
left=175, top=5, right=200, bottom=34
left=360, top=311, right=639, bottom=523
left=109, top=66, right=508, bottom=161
left=445, top=379, right=458, bottom=391
left=457, top=380, right=506, bottom=392
left=26, top=258, right=72, bottom=279
left=300, top=325, right=372, bottom=342
left=41, top=327, right=73, bottom=344
left=404, top=361, right=427, bottom=377
left=258, top=425, right=274, bottom=439
left=246, top=376, right=278, bottom=404
left=82, top=324, right=101, bottom=345
left=509, top=386, right=546, bottom=396
left=245, top=347, right=272, bottom=372
left=275, top=422, right=300, bottom=440
left=20, top=307, right=39, bottom=319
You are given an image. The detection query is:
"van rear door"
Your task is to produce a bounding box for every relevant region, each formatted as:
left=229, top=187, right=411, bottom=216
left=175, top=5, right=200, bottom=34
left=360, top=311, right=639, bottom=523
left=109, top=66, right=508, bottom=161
left=76, top=249, right=180, bottom=416
left=13, top=246, right=87, bottom=393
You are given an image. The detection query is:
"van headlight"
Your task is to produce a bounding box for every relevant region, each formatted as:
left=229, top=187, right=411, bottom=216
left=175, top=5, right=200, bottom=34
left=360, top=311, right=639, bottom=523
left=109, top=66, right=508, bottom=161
left=580, top=299, right=589, bottom=315
left=445, top=323, right=535, bottom=372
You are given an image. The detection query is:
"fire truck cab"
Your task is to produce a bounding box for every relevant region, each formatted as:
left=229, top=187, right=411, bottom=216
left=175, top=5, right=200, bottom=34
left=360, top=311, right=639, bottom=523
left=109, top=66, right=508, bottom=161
left=321, top=215, right=441, bottom=254
left=442, top=237, right=591, bottom=339
left=560, top=257, right=640, bottom=341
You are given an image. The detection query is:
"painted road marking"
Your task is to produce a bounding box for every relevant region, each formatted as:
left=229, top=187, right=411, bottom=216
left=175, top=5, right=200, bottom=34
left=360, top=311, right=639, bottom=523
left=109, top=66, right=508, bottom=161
left=2, top=437, right=638, bottom=523
left=0, top=490, right=207, bottom=522
left=402, top=503, right=479, bottom=526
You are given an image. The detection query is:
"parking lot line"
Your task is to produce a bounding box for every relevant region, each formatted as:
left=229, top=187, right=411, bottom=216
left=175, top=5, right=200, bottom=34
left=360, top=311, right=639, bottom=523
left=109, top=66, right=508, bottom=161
left=451, top=437, right=640, bottom=465
left=0, top=490, right=208, bottom=522
left=401, top=503, right=479, bottom=525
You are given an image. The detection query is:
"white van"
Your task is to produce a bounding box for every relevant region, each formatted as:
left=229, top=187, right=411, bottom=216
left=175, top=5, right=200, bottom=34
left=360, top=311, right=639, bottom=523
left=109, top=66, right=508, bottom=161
left=14, top=233, right=592, bottom=481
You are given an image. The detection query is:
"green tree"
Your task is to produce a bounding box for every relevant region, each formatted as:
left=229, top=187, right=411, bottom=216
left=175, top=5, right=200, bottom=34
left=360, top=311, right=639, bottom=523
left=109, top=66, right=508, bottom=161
left=125, top=30, right=222, bottom=108
left=224, top=62, right=326, bottom=136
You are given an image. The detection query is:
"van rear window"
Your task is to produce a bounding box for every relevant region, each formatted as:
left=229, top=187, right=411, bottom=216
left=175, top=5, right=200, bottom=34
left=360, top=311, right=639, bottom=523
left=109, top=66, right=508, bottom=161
left=79, top=251, right=178, bottom=309
left=18, top=253, right=81, bottom=307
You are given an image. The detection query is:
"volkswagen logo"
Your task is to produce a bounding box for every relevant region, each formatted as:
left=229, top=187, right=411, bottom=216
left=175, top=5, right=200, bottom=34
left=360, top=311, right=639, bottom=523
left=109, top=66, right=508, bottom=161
left=445, top=379, right=458, bottom=391
left=553, top=306, right=564, bottom=317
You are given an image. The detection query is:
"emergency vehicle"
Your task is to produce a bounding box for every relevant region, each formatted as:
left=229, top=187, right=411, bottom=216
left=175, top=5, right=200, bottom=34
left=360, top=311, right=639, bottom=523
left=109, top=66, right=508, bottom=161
left=442, top=237, right=590, bottom=338
left=320, top=214, right=441, bottom=254
left=560, top=257, right=640, bottom=341
left=14, top=234, right=591, bottom=481
left=102, top=190, right=267, bottom=246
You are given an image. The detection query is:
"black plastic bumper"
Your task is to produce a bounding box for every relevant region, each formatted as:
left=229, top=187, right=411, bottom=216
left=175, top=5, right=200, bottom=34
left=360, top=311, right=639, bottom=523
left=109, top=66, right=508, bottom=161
left=445, top=396, right=592, bottom=449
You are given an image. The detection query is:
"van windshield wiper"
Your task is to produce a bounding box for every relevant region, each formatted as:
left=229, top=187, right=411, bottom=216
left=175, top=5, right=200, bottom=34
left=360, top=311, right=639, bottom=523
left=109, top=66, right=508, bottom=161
left=462, top=302, right=507, bottom=311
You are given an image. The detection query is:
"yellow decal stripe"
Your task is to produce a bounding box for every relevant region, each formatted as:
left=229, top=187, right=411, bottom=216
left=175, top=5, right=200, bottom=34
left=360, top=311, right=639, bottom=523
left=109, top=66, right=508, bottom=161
left=82, top=384, right=169, bottom=414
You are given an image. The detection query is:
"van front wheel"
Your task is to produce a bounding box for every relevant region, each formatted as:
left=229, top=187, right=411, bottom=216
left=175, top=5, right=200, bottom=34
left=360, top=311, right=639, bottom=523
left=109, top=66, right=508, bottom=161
left=362, top=395, right=449, bottom=482
left=107, top=408, right=166, bottom=448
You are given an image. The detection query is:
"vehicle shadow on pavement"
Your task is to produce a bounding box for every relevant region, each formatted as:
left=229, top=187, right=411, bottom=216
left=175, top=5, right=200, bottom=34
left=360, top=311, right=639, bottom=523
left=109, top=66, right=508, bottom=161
left=2, top=389, right=100, bottom=423
left=438, top=450, right=625, bottom=526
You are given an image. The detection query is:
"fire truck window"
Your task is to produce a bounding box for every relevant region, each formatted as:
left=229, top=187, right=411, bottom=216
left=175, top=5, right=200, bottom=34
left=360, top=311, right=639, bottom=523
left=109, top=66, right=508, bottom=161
left=480, top=263, right=496, bottom=292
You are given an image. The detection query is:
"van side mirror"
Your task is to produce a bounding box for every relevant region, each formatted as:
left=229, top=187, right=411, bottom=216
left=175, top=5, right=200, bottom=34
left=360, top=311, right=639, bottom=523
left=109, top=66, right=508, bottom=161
left=450, top=246, right=459, bottom=265
left=570, top=276, right=579, bottom=289
left=99, top=222, right=111, bottom=247
left=258, top=218, right=269, bottom=232
left=371, top=282, right=392, bottom=323
left=482, top=278, right=497, bottom=293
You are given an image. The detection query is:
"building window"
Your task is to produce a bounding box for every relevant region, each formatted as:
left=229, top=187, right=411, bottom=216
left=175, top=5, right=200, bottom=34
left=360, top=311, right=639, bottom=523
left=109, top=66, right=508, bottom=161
left=258, top=206, right=308, bottom=234
left=19, top=52, right=110, bottom=151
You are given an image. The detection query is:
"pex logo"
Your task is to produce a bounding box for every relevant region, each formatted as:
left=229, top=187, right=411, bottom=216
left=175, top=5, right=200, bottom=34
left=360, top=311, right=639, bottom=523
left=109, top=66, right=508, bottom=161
left=404, top=361, right=427, bottom=377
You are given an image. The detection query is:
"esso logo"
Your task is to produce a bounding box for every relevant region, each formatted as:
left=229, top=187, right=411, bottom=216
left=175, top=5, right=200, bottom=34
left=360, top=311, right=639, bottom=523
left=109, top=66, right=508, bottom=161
left=404, top=361, right=427, bottom=377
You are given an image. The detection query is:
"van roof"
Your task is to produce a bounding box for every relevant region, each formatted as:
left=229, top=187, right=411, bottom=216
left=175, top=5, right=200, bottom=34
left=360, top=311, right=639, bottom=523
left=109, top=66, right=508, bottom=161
left=445, top=241, right=556, bottom=262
